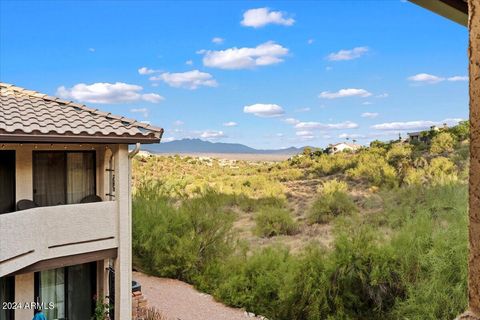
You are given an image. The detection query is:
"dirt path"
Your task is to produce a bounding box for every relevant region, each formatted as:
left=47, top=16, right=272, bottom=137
left=133, top=272, right=265, bottom=320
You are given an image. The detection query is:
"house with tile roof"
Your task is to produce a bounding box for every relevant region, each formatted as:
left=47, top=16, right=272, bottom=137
left=0, top=83, right=163, bottom=320
left=326, top=142, right=361, bottom=154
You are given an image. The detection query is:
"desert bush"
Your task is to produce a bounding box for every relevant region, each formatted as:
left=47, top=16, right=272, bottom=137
left=430, top=132, right=456, bottom=154
left=213, top=247, right=292, bottom=319
left=133, top=183, right=236, bottom=282
left=308, top=191, right=357, bottom=224
left=311, top=153, right=355, bottom=176
left=403, top=167, right=426, bottom=186
left=426, top=157, right=458, bottom=185
left=254, top=207, right=298, bottom=237
left=346, top=152, right=398, bottom=187
left=448, top=120, right=469, bottom=141
left=386, top=143, right=412, bottom=168
left=318, top=179, right=348, bottom=195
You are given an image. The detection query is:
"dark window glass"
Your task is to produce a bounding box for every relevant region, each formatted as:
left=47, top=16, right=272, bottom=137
left=0, top=276, right=15, bottom=320
left=33, top=152, right=95, bottom=206
left=0, top=151, right=15, bottom=214
left=33, top=153, right=66, bottom=206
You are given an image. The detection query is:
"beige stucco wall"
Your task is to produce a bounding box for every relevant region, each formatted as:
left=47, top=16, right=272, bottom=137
left=0, top=143, right=132, bottom=319
left=14, top=273, right=34, bottom=320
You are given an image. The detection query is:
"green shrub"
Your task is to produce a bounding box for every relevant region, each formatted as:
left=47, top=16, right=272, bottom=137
left=133, top=183, right=236, bottom=282
left=430, top=132, right=456, bottom=154
left=318, top=179, right=348, bottom=195
left=346, top=152, right=398, bottom=187
left=386, top=143, right=412, bottom=168
left=213, top=247, right=292, bottom=319
left=426, top=157, right=458, bottom=185
left=278, top=246, right=329, bottom=320
left=308, top=191, right=357, bottom=224
left=254, top=207, right=298, bottom=237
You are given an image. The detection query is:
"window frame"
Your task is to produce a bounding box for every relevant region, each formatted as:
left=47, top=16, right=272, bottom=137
left=32, top=150, right=97, bottom=206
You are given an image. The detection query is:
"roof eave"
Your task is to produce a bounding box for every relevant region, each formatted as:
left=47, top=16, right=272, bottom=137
left=409, top=0, right=468, bottom=26
left=0, top=134, right=161, bottom=144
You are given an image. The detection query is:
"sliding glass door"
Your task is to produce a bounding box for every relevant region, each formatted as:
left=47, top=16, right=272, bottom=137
left=0, top=151, right=15, bottom=214
left=35, top=262, right=96, bottom=320
left=33, top=152, right=95, bottom=206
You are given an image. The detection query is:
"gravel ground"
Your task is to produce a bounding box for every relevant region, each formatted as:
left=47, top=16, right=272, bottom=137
left=133, top=271, right=264, bottom=320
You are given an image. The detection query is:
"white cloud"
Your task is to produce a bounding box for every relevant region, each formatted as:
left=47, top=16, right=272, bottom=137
left=200, top=130, right=226, bottom=139
left=376, top=93, right=389, bottom=98
left=199, top=41, right=288, bottom=70
left=276, top=133, right=284, bottom=137
left=448, top=76, right=468, bottom=81
left=339, top=133, right=365, bottom=139
left=296, top=130, right=315, bottom=140
left=325, top=66, right=333, bottom=71
left=150, top=70, right=218, bottom=89
left=88, top=48, right=95, bottom=53
left=307, top=39, right=315, bottom=45
left=241, top=8, right=295, bottom=28
left=212, top=37, right=224, bottom=44
left=408, top=73, right=444, bottom=84
left=362, top=101, right=372, bottom=105
left=130, top=108, right=149, bottom=117
left=173, top=120, right=184, bottom=126
left=185, top=60, right=193, bottom=65
left=361, top=112, right=379, bottom=118
left=141, top=93, right=164, bottom=103
left=56, top=82, right=164, bottom=104
left=295, top=121, right=359, bottom=130
left=371, top=118, right=463, bottom=130
left=223, top=121, right=238, bottom=127
left=327, top=47, right=369, bottom=61
left=138, top=67, right=156, bottom=75
left=283, top=117, right=300, bottom=125
left=296, top=130, right=314, bottom=136
left=319, top=88, right=372, bottom=99
left=295, top=107, right=311, bottom=113
left=162, top=137, right=176, bottom=142
left=408, top=73, right=468, bottom=84
left=244, top=103, right=285, bottom=117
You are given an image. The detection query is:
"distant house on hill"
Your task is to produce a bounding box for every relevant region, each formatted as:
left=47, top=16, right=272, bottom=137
left=407, top=124, right=447, bottom=143
left=326, top=142, right=361, bottom=154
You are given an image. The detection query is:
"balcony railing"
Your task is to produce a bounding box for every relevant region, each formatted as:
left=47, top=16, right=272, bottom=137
left=0, top=201, right=118, bottom=277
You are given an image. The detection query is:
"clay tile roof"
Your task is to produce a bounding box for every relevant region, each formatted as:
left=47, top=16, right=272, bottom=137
left=0, top=83, right=164, bottom=144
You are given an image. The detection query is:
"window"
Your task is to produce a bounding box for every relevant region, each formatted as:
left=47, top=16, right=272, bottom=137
left=35, top=262, right=96, bottom=320
left=0, top=276, right=15, bottom=320
left=33, top=152, right=96, bottom=206
left=0, top=151, right=15, bottom=214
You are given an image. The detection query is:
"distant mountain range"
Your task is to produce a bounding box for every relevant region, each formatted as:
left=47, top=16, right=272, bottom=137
left=144, top=138, right=306, bottom=155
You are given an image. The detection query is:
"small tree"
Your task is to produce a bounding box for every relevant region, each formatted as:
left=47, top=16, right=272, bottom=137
left=430, top=132, right=456, bottom=154
left=449, top=120, right=469, bottom=141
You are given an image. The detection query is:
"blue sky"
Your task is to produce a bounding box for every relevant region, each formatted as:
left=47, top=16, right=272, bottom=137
left=0, top=1, right=468, bottom=149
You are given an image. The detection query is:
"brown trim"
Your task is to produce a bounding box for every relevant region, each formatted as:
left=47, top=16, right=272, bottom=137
left=9, top=248, right=117, bottom=276
left=48, top=236, right=115, bottom=249
left=439, top=0, right=468, bottom=14
left=0, top=249, right=34, bottom=264
left=409, top=0, right=468, bottom=26
left=0, top=133, right=161, bottom=144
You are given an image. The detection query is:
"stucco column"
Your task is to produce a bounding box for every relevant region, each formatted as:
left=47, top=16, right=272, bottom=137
left=469, top=0, right=480, bottom=317
left=113, top=144, right=132, bottom=319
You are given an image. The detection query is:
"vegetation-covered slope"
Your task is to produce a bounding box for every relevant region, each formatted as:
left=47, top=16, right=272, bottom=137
left=132, top=121, right=469, bottom=319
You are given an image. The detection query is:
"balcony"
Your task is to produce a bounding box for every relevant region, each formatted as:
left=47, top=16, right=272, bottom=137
left=0, top=201, right=118, bottom=277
